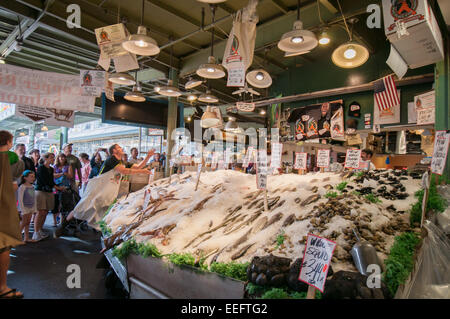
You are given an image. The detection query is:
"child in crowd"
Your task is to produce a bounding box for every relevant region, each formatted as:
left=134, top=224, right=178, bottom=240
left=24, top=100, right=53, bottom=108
left=79, top=153, right=91, bottom=197
left=17, top=170, right=37, bottom=243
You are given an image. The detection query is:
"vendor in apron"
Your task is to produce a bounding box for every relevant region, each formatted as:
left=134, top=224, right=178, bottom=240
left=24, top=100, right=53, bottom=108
left=359, top=149, right=376, bottom=171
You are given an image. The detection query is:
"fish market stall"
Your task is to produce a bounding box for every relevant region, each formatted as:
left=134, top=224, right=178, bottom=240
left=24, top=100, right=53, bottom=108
left=100, top=168, right=426, bottom=299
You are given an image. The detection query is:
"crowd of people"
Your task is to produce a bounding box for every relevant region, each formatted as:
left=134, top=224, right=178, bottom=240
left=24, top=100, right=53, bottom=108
left=0, top=128, right=168, bottom=298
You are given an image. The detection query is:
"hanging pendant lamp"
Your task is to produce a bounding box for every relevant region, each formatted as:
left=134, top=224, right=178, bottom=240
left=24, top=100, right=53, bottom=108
left=122, top=0, right=160, bottom=56
left=201, top=105, right=220, bottom=128
left=198, top=90, right=219, bottom=103
left=319, top=29, right=331, bottom=45
left=196, top=5, right=226, bottom=79
left=159, top=80, right=182, bottom=97
left=225, top=117, right=239, bottom=132
left=278, top=0, right=318, bottom=54
left=125, top=71, right=146, bottom=102
left=246, top=69, right=272, bottom=88
left=185, top=77, right=203, bottom=90
left=332, top=3, right=369, bottom=68
left=108, top=72, right=136, bottom=85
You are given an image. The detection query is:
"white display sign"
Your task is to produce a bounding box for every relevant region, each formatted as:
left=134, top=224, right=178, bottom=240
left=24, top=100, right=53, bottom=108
left=431, top=131, right=450, bottom=175
left=242, top=146, right=254, bottom=168
left=256, top=150, right=268, bottom=190
left=299, top=234, right=336, bottom=293
left=0, top=64, right=95, bottom=112
left=270, top=143, right=283, bottom=169
left=95, top=23, right=129, bottom=59
left=80, top=70, right=105, bottom=97
left=14, top=105, right=75, bottom=128
left=236, top=101, right=256, bottom=112
left=417, top=107, right=435, bottom=125
left=227, top=65, right=246, bottom=87
left=294, top=152, right=307, bottom=170
left=316, top=149, right=330, bottom=168
left=344, top=149, right=362, bottom=169
left=374, top=89, right=401, bottom=125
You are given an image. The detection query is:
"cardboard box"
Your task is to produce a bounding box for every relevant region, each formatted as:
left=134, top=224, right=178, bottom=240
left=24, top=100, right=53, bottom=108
left=382, top=0, right=444, bottom=69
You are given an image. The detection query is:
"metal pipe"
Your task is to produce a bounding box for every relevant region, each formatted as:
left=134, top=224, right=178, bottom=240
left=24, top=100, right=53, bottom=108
left=244, top=74, right=435, bottom=108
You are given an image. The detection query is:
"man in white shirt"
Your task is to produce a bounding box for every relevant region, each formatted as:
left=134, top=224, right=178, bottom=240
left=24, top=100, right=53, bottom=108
left=360, top=149, right=376, bottom=171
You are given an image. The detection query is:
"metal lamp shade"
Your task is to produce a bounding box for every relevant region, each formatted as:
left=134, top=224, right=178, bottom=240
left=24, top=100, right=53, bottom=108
left=246, top=69, right=272, bottom=88
left=125, top=86, right=146, bottom=102
left=201, top=106, right=220, bottom=128
left=196, top=56, right=226, bottom=79
left=225, top=117, right=238, bottom=131
left=122, top=26, right=160, bottom=56
left=278, top=21, right=318, bottom=53
left=159, top=80, right=182, bottom=97
left=108, top=72, right=136, bottom=85
left=185, top=78, right=203, bottom=90
left=197, top=0, right=227, bottom=3
left=332, top=42, right=369, bottom=68
left=198, top=90, right=219, bottom=103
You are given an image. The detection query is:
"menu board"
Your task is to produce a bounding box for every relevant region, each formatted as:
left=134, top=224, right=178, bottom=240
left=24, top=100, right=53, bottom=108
left=431, top=131, right=450, bottom=175
left=256, top=150, right=268, bottom=190
left=316, top=149, right=330, bottom=168
left=344, top=149, right=362, bottom=169
left=294, top=152, right=307, bottom=170
left=270, top=143, right=283, bottom=168
left=299, top=234, right=336, bottom=293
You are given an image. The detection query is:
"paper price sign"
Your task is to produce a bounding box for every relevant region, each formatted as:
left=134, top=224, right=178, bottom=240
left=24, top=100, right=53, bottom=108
left=344, top=149, right=362, bottom=169
left=270, top=143, right=283, bottom=168
left=316, top=149, right=330, bottom=168
left=236, top=102, right=256, bottom=112
left=256, top=150, right=268, bottom=190
left=80, top=70, right=105, bottom=97
left=299, top=234, right=336, bottom=292
left=242, top=147, right=254, bottom=168
left=294, top=152, right=307, bottom=170
left=227, top=65, right=245, bottom=87
left=417, top=108, right=435, bottom=125
left=431, top=131, right=450, bottom=175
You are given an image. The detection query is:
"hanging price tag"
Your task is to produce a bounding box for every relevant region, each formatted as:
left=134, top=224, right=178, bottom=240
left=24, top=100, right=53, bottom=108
left=256, top=150, right=268, bottom=190
left=227, top=65, right=245, bottom=87
left=270, top=143, right=283, bottom=169
left=344, top=149, right=362, bottom=169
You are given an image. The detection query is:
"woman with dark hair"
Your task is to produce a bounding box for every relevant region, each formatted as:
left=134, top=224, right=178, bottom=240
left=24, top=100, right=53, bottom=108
left=0, top=130, right=24, bottom=299
left=89, top=148, right=107, bottom=179
left=52, top=153, right=73, bottom=227
left=34, top=152, right=64, bottom=240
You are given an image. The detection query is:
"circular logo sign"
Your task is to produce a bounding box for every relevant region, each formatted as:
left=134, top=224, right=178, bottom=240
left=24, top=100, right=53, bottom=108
left=391, top=0, right=418, bottom=20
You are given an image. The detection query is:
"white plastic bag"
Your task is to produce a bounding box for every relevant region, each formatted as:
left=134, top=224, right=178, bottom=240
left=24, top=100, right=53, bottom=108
left=71, top=170, right=121, bottom=230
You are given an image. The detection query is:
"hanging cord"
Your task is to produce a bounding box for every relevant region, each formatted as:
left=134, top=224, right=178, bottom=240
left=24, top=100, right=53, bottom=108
left=210, top=4, right=216, bottom=57
left=117, top=0, right=121, bottom=24
left=337, top=0, right=352, bottom=41
left=317, top=0, right=325, bottom=25
left=141, top=0, right=144, bottom=26
left=297, top=0, right=300, bottom=20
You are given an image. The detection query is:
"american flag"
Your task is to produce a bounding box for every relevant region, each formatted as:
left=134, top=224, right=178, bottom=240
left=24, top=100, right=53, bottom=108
left=373, top=75, right=400, bottom=111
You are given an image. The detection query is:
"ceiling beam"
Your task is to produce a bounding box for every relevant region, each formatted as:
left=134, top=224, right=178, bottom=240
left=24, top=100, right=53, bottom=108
left=0, top=17, right=32, bottom=57
left=269, top=0, right=289, bottom=14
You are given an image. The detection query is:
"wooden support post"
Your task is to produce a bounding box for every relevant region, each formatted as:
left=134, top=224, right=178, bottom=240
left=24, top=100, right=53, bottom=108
left=306, top=286, right=316, bottom=299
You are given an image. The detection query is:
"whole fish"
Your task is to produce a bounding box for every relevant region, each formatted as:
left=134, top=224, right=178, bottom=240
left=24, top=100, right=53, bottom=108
left=282, top=214, right=296, bottom=227
left=231, top=243, right=255, bottom=260
left=262, top=212, right=283, bottom=230
left=251, top=217, right=268, bottom=234
left=301, top=194, right=321, bottom=206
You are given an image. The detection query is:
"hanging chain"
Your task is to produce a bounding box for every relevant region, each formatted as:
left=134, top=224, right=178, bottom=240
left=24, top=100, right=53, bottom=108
left=337, top=0, right=351, bottom=41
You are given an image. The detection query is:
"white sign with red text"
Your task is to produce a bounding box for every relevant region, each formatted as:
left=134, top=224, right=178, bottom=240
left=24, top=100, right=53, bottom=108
left=316, top=149, right=330, bottom=168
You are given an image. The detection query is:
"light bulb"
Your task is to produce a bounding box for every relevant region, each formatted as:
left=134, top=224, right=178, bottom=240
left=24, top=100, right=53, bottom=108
left=260, top=110, right=266, bottom=115
left=187, top=95, right=197, bottom=101
left=167, top=89, right=173, bottom=93
left=187, top=116, right=191, bottom=122
left=291, top=36, right=304, bottom=44
left=154, top=86, right=161, bottom=92
left=344, top=47, right=357, bottom=59
left=256, top=72, right=264, bottom=81
left=319, top=37, right=330, bottom=45
left=134, top=40, right=148, bottom=47
left=207, top=67, right=215, bottom=73
left=119, top=76, right=126, bottom=81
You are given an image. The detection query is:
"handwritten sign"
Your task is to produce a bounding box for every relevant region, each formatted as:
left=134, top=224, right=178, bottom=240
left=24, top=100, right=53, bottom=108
left=227, top=65, right=245, bottom=87
left=417, top=108, right=435, bottom=125
left=256, top=150, right=268, bottom=190
left=270, top=143, right=283, bottom=168
left=242, top=147, right=254, bottom=169
left=299, top=234, right=336, bottom=293
left=80, top=70, right=105, bottom=97
left=344, top=149, right=362, bottom=169
left=316, top=149, right=330, bottom=168
left=294, top=152, right=307, bottom=170
left=236, top=102, right=256, bottom=112
left=431, top=131, right=450, bottom=175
